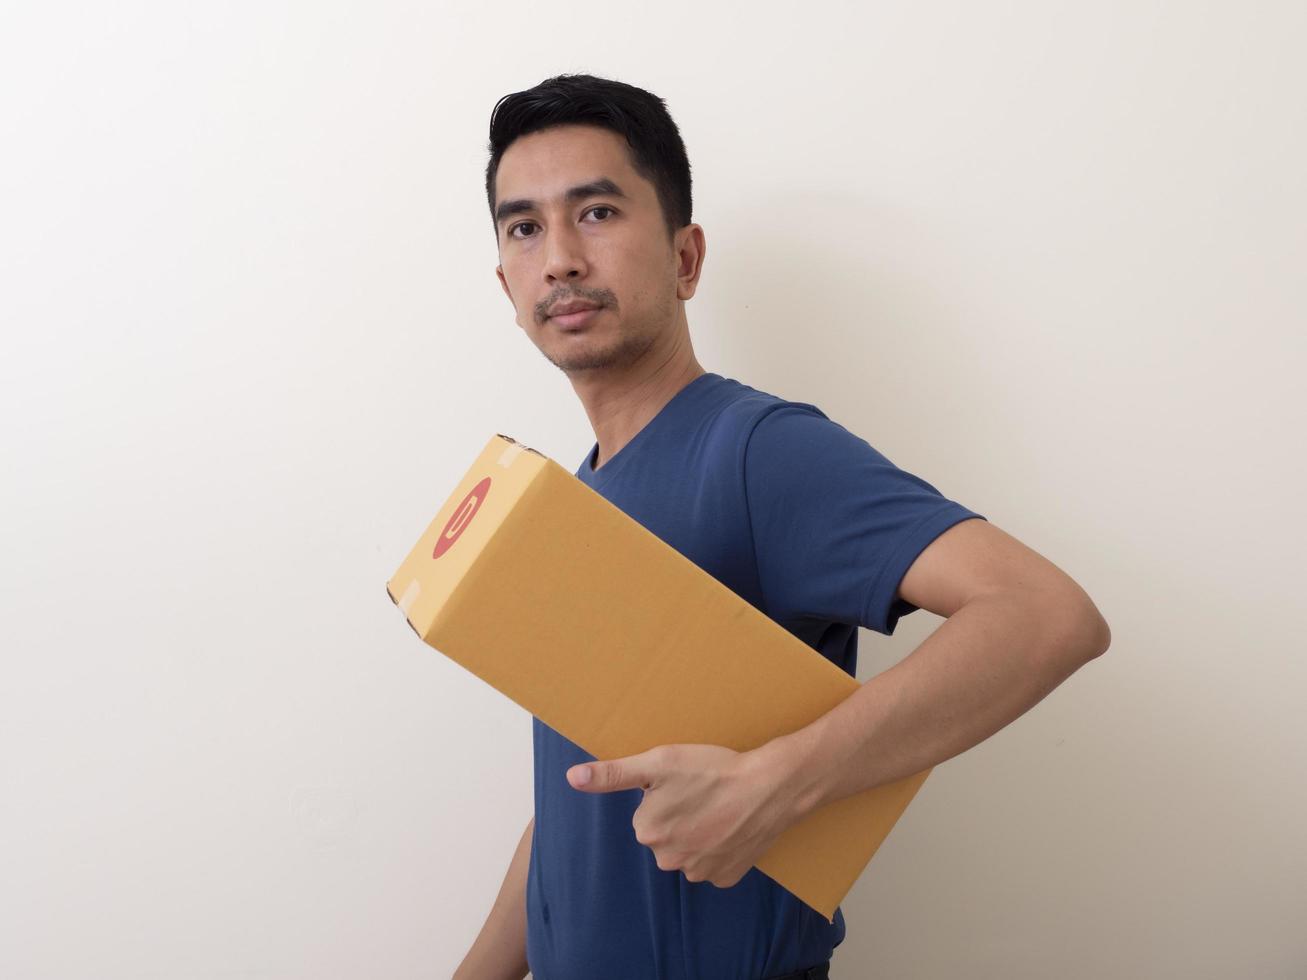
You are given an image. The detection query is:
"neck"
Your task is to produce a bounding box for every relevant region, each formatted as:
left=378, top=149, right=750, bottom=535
left=571, top=333, right=706, bottom=471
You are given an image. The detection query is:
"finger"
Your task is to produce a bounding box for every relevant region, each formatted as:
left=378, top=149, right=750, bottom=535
left=567, top=750, right=657, bottom=793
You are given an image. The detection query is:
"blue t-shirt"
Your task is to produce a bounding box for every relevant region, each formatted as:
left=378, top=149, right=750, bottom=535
left=526, top=372, right=986, bottom=979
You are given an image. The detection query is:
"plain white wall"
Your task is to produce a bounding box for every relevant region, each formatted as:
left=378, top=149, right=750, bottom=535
left=3, top=2, right=1303, bottom=977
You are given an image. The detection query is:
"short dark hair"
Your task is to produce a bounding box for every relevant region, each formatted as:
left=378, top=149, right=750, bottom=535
left=485, top=73, right=693, bottom=246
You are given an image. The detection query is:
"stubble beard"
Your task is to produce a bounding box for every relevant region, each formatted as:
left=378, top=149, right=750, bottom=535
left=545, top=320, right=658, bottom=374
left=536, top=277, right=679, bottom=376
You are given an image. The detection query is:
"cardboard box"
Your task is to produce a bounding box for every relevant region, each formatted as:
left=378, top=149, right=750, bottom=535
left=386, top=433, right=932, bottom=922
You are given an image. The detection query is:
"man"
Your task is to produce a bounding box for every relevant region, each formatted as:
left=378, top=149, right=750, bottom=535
left=453, top=74, right=1111, bottom=980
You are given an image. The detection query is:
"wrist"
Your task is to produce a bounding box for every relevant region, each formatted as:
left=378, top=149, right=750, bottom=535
left=744, top=729, right=827, bottom=826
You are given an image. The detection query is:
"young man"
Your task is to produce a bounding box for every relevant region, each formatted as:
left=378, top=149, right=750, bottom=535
left=454, top=74, right=1111, bottom=980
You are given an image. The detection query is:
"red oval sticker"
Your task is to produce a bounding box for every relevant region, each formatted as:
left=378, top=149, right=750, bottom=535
left=433, top=476, right=491, bottom=559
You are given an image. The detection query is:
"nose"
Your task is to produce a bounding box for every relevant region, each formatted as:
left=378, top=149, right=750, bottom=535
left=542, top=221, right=588, bottom=285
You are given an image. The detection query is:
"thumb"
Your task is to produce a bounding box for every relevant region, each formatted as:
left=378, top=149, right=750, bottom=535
left=567, top=751, right=657, bottom=793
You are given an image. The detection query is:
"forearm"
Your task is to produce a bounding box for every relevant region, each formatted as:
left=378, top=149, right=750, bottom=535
left=755, top=590, right=1110, bottom=822
left=453, top=816, right=534, bottom=980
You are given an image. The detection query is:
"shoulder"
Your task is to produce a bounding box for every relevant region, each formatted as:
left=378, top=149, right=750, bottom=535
left=704, top=376, right=835, bottom=453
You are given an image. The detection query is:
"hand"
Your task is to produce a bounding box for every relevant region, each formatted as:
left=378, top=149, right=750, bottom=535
left=566, top=743, right=797, bottom=889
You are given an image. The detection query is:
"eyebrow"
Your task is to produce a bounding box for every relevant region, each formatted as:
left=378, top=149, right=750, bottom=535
left=494, top=177, right=629, bottom=231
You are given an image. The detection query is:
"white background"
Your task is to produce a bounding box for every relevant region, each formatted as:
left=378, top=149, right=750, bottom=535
left=2, top=2, right=1304, bottom=978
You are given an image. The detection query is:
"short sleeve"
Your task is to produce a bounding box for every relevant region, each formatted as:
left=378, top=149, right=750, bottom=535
left=743, top=404, right=986, bottom=635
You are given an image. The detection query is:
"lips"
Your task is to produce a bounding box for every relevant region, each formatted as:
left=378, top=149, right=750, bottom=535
left=549, top=302, right=600, bottom=318
left=550, top=306, right=602, bottom=328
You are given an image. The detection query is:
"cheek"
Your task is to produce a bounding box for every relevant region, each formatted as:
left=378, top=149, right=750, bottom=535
left=500, top=264, right=532, bottom=307
left=623, top=243, right=673, bottom=290
left=501, top=256, right=526, bottom=285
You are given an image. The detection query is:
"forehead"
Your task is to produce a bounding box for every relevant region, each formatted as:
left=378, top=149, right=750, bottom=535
left=494, top=124, right=646, bottom=205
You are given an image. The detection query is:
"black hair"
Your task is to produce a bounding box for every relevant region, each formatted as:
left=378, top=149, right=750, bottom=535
left=485, top=73, right=692, bottom=246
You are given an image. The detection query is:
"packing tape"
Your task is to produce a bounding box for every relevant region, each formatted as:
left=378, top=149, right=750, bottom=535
left=398, top=579, right=421, bottom=616
left=497, top=442, right=525, bottom=468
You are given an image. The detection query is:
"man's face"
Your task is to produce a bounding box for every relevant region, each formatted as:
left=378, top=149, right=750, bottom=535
left=493, top=124, right=686, bottom=376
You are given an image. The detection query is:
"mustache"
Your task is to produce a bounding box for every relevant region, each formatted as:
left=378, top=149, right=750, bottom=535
left=540, top=290, right=616, bottom=319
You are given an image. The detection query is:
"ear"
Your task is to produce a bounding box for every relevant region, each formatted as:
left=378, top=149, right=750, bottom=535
left=496, top=265, right=514, bottom=303
left=674, top=224, right=706, bottom=301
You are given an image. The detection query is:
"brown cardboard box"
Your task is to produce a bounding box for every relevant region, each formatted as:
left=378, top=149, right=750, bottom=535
left=386, top=433, right=931, bottom=923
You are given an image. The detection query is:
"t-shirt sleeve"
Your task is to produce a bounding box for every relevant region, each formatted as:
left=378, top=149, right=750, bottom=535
left=742, top=403, right=987, bottom=635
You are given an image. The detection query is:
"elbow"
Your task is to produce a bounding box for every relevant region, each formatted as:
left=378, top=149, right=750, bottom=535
left=1087, top=612, right=1112, bottom=659
left=1048, top=611, right=1109, bottom=676
left=1045, top=590, right=1112, bottom=666
left=1054, top=579, right=1112, bottom=662
left=1074, top=596, right=1112, bottom=662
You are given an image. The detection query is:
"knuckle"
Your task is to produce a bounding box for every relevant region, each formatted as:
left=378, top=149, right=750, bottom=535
left=635, top=826, right=662, bottom=848
left=717, top=872, right=740, bottom=888
left=631, top=817, right=656, bottom=847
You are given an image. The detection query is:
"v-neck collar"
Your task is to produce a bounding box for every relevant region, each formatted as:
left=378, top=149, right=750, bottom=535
left=577, top=372, right=723, bottom=486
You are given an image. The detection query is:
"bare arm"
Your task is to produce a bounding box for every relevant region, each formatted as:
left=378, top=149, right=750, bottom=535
left=757, top=586, right=1108, bottom=820
left=758, top=519, right=1112, bottom=819
left=560, top=522, right=1113, bottom=896
left=452, top=815, right=534, bottom=980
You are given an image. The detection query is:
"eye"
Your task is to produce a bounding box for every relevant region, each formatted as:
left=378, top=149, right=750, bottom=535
left=508, top=206, right=615, bottom=241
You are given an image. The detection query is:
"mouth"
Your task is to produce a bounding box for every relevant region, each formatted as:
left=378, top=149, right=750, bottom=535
left=549, top=306, right=603, bottom=328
